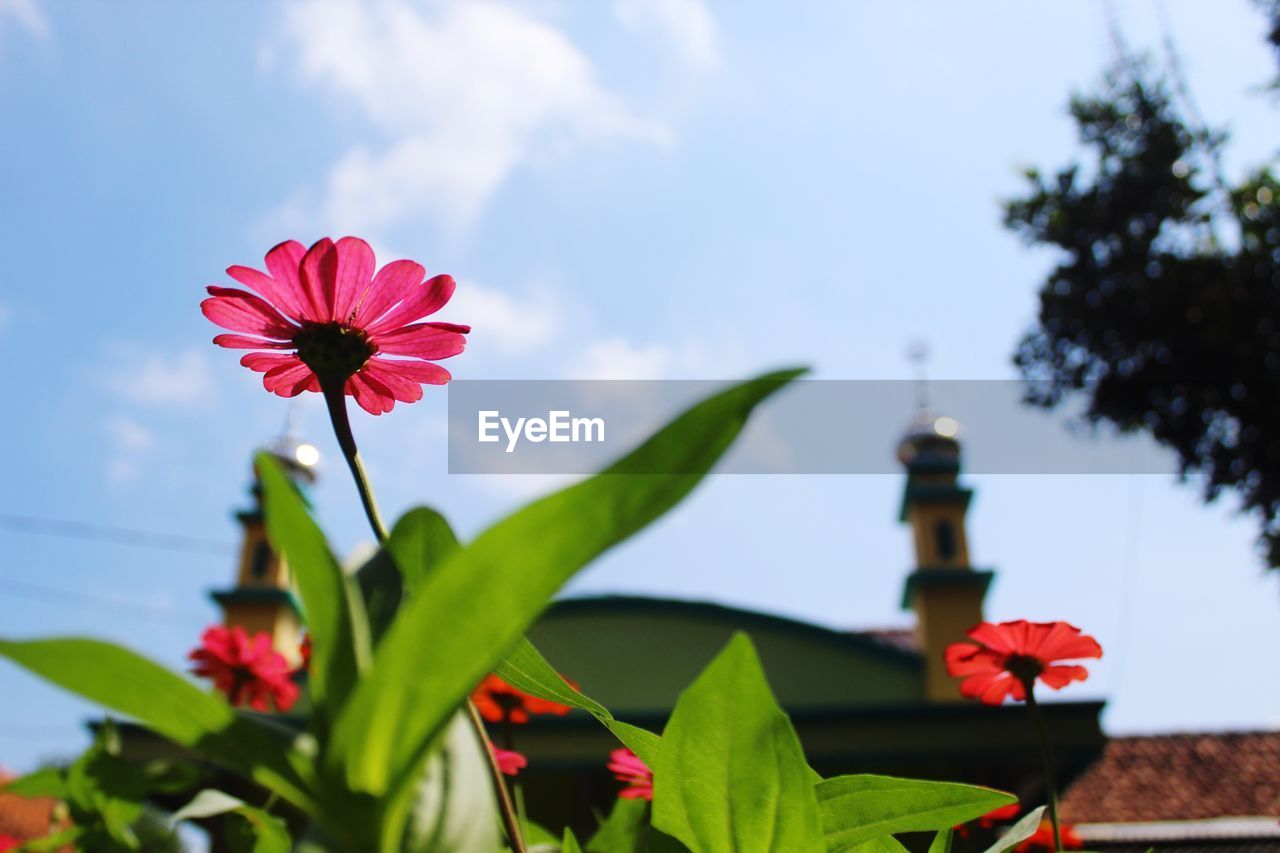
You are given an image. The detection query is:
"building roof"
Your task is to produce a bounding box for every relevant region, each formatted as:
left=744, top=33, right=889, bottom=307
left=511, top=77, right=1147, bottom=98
left=1061, top=731, right=1280, bottom=823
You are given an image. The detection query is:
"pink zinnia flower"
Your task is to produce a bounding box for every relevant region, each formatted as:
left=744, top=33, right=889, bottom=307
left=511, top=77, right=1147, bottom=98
left=607, top=748, right=653, bottom=801
left=188, top=625, right=300, bottom=712
left=492, top=747, right=527, bottom=777
left=202, top=237, right=469, bottom=415
left=945, top=620, right=1102, bottom=705
left=0, top=835, right=18, bottom=853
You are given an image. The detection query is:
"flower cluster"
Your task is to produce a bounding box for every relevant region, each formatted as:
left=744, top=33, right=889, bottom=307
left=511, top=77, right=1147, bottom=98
left=492, top=747, right=527, bottom=777
left=953, top=802, right=1020, bottom=838
left=202, top=237, right=468, bottom=415
left=1016, top=819, right=1084, bottom=851
left=608, top=748, right=654, bottom=801
left=945, top=620, right=1102, bottom=705
left=188, top=625, right=300, bottom=712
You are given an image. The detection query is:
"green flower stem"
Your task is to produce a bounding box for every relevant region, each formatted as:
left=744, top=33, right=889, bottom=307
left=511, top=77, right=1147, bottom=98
left=321, top=382, right=389, bottom=541
left=321, top=379, right=527, bottom=853
left=1025, top=686, right=1062, bottom=851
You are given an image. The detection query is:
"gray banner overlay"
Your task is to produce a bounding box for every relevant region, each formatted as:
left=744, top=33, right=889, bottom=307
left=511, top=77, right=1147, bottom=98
left=447, top=380, right=1175, bottom=475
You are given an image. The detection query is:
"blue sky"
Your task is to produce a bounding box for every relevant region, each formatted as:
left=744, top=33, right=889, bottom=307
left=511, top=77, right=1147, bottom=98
left=1, top=0, right=1278, bottom=776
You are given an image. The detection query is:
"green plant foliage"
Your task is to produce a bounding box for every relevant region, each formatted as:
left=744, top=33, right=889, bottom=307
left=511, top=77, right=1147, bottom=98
left=328, top=369, right=806, bottom=802
left=846, top=838, right=909, bottom=852
left=397, top=712, right=501, bottom=853
left=980, top=806, right=1045, bottom=853
left=171, top=789, right=292, bottom=853
left=652, top=632, right=824, bottom=853
left=928, top=828, right=952, bottom=853
left=586, top=796, right=649, bottom=853
left=563, top=828, right=585, bottom=853
left=259, top=454, right=372, bottom=714
left=816, top=775, right=1016, bottom=851
left=496, top=637, right=661, bottom=767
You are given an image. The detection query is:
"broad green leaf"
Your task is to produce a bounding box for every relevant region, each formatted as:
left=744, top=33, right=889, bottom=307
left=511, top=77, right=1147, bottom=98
left=928, top=829, right=953, bottom=853
left=816, top=775, right=1016, bottom=852
left=496, top=637, right=661, bottom=767
left=2, top=767, right=65, bottom=798
left=981, top=806, right=1045, bottom=853
left=171, top=789, right=291, bottom=853
left=387, top=507, right=461, bottom=594
left=396, top=712, right=501, bottom=853
left=586, top=797, right=649, bottom=853
left=259, top=454, right=371, bottom=714
left=0, top=638, right=318, bottom=814
left=563, top=828, right=584, bottom=853
left=330, top=369, right=805, bottom=797
left=849, top=838, right=910, bottom=852
left=652, top=633, right=824, bottom=853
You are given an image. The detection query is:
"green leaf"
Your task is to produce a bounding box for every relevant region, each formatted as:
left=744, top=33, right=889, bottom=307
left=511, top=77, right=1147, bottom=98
left=928, top=828, right=953, bottom=853
left=848, top=838, right=910, bottom=852
left=329, top=369, right=805, bottom=797
left=387, top=507, right=461, bottom=595
left=563, top=828, right=584, bottom=853
left=0, top=638, right=318, bottom=814
left=586, top=797, right=649, bottom=853
left=496, top=637, right=661, bottom=767
left=258, top=454, right=371, bottom=714
left=652, top=633, right=824, bottom=853
left=396, top=712, right=501, bottom=853
left=816, top=775, right=1016, bottom=852
left=2, top=767, right=65, bottom=799
left=981, top=806, right=1045, bottom=853
left=171, top=789, right=292, bottom=853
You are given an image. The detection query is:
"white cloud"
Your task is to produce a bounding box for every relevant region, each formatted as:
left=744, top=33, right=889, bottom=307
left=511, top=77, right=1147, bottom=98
left=450, top=279, right=561, bottom=358
left=273, top=0, right=670, bottom=233
left=104, top=415, right=155, bottom=484
left=613, top=0, right=719, bottom=69
left=567, top=333, right=751, bottom=380
left=104, top=347, right=215, bottom=406
left=0, top=0, right=49, bottom=39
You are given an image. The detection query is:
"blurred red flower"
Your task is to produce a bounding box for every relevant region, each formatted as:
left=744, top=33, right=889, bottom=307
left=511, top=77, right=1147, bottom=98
left=188, top=625, right=299, bottom=712
left=953, top=802, right=1020, bottom=837
left=1015, top=819, right=1084, bottom=851
left=945, top=620, right=1102, bottom=705
left=202, top=237, right=469, bottom=415
left=492, top=747, right=527, bottom=777
left=607, top=748, right=653, bottom=801
left=299, top=633, right=312, bottom=672
left=0, top=835, right=19, bottom=852
left=471, top=673, right=574, bottom=724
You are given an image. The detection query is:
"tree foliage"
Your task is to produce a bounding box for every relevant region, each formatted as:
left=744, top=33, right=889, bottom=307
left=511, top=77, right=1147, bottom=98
left=1004, top=12, right=1280, bottom=570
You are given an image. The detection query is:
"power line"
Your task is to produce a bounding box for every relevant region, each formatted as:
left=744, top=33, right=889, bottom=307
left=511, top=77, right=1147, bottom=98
left=0, top=513, right=234, bottom=557
left=0, top=576, right=212, bottom=626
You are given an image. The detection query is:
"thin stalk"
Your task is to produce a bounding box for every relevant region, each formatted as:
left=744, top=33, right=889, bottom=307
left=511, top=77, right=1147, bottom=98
left=321, top=379, right=527, bottom=853
left=1025, top=687, right=1062, bottom=852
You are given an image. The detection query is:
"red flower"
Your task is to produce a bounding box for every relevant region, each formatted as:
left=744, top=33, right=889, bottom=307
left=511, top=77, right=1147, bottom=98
left=492, top=747, right=527, bottom=777
left=298, top=633, right=312, bottom=672
left=471, top=673, right=574, bottom=724
left=0, top=835, right=19, bottom=853
left=188, top=625, right=300, bottom=712
left=607, top=748, right=653, bottom=801
left=202, top=237, right=469, bottom=415
left=953, top=802, right=1020, bottom=837
left=944, top=621, right=1102, bottom=705
left=1014, top=819, right=1084, bottom=851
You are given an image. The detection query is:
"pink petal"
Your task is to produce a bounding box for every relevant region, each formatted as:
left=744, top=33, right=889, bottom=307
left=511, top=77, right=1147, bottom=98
left=353, top=259, right=424, bottom=327
left=372, top=323, right=468, bottom=359
left=374, top=359, right=451, bottom=385
left=1039, top=664, right=1089, bottom=690
left=263, top=361, right=316, bottom=397
left=299, top=238, right=338, bottom=322
left=241, top=353, right=300, bottom=373
left=365, top=274, right=456, bottom=334
left=213, top=334, right=294, bottom=350
left=226, top=264, right=306, bottom=322
left=361, top=359, right=424, bottom=404
left=264, top=240, right=318, bottom=322
left=346, top=372, right=393, bottom=415
left=202, top=288, right=298, bottom=338
left=331, top=236, right=377, bottom=323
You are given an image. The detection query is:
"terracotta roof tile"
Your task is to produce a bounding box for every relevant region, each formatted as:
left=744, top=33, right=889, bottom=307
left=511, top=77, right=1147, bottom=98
left=1061, top=731, right=1280, bottom=823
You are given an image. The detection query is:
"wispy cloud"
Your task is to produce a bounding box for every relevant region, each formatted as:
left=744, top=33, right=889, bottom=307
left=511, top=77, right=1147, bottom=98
left=451, top=279, right=562, bottom=360
left=103, top=347, right=215, bottom=406
left=271, top=0, right=670, bottom=234
left=0, top=0, right=48, bottom=39
left=104, top=414, right=155, bottom=484
left=613, top=0, right=720, bottom=69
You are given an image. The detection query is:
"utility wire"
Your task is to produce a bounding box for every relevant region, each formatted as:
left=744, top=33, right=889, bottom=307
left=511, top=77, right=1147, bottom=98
left=0, top=513, right=233, bottom=557
left=0, top=575, right=211, bottom=626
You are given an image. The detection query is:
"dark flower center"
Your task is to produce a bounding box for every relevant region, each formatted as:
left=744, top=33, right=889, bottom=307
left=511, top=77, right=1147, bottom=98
left=1004, top=653, right=1044, bottom=684
left=294, top=322, right=375, bottom=383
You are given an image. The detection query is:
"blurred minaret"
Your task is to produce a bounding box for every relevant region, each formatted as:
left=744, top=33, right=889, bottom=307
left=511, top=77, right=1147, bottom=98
left=209, top=431, right=320, bottom=667
left=897, top=345, right=993, bottom=701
